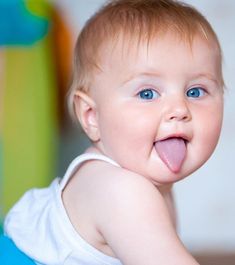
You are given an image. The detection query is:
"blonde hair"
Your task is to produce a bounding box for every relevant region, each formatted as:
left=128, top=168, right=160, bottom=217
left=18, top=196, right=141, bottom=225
left=68, top=0, right=223, bottom=119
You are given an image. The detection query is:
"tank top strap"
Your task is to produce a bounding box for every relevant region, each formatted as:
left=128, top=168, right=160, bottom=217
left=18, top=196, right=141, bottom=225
left=59, top=153, right=120, bottom=191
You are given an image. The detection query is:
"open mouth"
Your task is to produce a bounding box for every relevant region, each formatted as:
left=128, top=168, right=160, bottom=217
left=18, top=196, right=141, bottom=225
left=154, top=136, right=188, bottom=173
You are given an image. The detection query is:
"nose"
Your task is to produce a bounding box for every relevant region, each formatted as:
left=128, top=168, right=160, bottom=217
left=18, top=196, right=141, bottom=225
left=164, top=98, right=192, bottom=122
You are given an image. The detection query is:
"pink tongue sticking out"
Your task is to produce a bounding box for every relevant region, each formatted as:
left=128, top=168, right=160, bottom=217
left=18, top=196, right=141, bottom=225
left=155, top=138, right=186, bottom=173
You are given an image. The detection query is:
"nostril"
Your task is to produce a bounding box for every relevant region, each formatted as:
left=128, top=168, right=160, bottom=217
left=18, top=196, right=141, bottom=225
left=169, top=115, right=176, bottom=120
left=182, top=115, right=189, bottom=120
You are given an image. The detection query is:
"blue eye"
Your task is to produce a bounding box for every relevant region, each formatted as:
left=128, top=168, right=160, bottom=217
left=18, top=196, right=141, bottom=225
left=138, top=89, right=159, bottom=100
left=186, top=87, right=205, bottom=98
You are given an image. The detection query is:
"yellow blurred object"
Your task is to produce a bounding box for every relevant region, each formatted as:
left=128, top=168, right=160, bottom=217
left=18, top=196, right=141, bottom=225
left=0, top=0, right=72, bottom=216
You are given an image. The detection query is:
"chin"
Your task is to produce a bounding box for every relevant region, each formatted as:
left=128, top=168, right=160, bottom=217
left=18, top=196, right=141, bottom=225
left=146, top=167, right=186, bottom=186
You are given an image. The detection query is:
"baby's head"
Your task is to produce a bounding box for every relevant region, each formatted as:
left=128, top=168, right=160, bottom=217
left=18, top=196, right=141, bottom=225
left=69, top=0, right=224, bottom=185
left=68, top=0, right=223, bottom=112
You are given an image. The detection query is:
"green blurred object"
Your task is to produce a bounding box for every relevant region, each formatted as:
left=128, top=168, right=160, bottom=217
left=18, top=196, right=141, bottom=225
left=1, top=0, right=58, bottom=215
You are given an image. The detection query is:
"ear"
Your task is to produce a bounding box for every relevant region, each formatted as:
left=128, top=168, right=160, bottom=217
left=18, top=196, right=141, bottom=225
left=74, top=91, right=100, bottom=142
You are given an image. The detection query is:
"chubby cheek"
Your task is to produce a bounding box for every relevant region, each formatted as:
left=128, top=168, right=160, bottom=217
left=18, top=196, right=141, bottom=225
left=98, top=107, right=156, bottom=163
left=193, top=102, right=223, bottom=163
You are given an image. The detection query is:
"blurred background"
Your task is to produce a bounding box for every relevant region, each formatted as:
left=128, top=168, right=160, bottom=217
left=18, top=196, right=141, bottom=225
left=0, top=0, right=234, bottom=264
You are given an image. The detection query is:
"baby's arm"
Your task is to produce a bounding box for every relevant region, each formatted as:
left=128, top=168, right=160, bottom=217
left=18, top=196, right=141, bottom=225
left=94, top=166, right=199, bottom=265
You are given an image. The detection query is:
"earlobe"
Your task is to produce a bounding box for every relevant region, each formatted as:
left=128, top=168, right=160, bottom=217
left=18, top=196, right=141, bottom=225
left=74, top=91, right=100, bottom=142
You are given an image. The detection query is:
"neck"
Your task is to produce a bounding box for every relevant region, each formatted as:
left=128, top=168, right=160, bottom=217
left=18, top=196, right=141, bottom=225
left=159, top=184, right=177, bottom=229
left=158, top=183, right=173, bottom=196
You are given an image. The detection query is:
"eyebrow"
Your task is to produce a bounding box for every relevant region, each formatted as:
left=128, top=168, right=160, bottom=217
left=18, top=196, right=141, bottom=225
left=122, top=72, right=162, bottom=85
left=124, top=71, right=221, bottom=85
left=190, top=73, right=221, bottom=86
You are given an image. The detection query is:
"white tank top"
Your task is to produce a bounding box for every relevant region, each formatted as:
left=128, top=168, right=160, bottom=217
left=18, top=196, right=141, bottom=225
left=4, top=153, right=123, bottom=265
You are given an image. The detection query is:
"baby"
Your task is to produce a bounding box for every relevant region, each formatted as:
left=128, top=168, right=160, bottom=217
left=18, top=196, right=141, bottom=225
left=4, top=0, right=224, bottom=264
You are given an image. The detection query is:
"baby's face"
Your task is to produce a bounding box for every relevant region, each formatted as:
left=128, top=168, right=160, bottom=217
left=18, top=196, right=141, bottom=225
left=90, top=33, right=223, bottom=185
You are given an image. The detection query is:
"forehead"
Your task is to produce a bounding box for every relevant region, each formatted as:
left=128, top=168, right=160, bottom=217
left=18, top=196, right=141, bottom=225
left=97, top=32, right=221, bottom=78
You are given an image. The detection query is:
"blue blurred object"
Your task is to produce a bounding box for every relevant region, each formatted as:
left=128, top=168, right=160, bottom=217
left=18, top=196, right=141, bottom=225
left=0, top=0, right=49, bottom=46
left=0, top=235, right=36, bottom=265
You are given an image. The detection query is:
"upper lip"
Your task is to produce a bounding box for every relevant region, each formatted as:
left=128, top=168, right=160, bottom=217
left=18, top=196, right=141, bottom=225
left=155, top=133, right=190, bottom=143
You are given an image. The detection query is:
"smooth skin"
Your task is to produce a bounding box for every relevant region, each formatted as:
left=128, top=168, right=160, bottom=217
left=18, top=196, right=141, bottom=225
left=63, top=32, right=224, bottom=264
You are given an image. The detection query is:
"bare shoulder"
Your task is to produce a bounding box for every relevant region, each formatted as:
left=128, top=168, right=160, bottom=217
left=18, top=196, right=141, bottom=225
left=91, top=162, right=173, bottom=228
left=84, top=161, right=167, bottom=215
left=63, top=160, right=199, bottom=264
left=86, top=162, right=198, bottom=265
left=63, top=159, right=169, bottom=229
